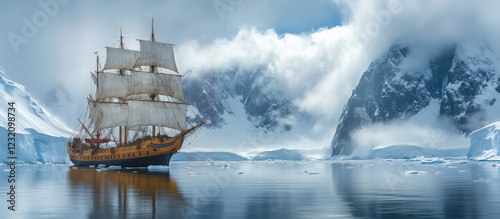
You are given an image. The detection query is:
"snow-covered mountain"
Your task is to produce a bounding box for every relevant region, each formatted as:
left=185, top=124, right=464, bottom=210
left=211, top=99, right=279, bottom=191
left=0, top=67, right=72, bottom=163
left=183, top=68, right=297, bottom=132
left=331, top=41, right=500, bottom=157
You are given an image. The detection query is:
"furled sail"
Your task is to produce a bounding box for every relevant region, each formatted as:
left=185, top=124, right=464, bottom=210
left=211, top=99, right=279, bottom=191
left=89, top=101, right=128, bottom=130
left=95, top=72, right=184, bottom=101
left=134, top=40, right=178, bottom=72
left=130, top=71, right=184, bottom=100
left=103, top=47, right=139, bottom=70
left=89, top=100, right=187, bottom=131
left=95, top=73, right=129, bottom=100
left=127, top=100, right=187, bottom=131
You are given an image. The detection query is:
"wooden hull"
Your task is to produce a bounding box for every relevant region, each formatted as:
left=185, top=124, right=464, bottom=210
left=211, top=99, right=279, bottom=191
left=70, top=152, right=176, bottom=167
left=67, top=134, right=184, bottom=167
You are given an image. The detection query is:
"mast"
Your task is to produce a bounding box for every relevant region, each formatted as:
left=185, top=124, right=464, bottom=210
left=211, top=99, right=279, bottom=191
left=120, top=28, right=124, bottom=50
left=151, top=18, right=156, bottom=42
left=151, top=18, right=156, bottom=137
left=95, top=52, right=101, bottom=139
left=119, top=28, right=125, bottom=145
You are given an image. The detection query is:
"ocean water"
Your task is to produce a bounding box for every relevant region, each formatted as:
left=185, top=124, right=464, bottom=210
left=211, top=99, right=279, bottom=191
left=1, top=160, right=499, bottom=218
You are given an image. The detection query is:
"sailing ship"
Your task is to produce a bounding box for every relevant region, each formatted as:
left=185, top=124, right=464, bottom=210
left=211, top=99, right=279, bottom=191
left=67, top=20, right=204, bottom=167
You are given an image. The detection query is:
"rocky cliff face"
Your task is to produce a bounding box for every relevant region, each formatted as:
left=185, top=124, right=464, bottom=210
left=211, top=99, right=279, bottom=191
left=331, top=42, right=500, bottom=157
left=183, top=67, right=296, bottom=132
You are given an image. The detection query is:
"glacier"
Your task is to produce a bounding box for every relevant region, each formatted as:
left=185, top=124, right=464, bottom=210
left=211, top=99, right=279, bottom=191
left=0, top=68, right=72, bottom=164
left=468, top=121, right=500, bottom=161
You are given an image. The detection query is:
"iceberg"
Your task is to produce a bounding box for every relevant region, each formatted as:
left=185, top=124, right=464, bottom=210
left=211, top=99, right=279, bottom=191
left=252, top=148, right=305, bottom=161
left=468, top=122, right=500, bottom=160
left=0, top=68, right=72, bottom=164
left=367, top=145, right=433, bottom=159
left=366, top=145, right=468, bottom=159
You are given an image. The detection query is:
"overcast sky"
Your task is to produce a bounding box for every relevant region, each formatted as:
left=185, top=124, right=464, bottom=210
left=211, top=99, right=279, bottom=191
left=0, top=0, right=341, bottom=124
left=3, top=0, right=500, bottom=152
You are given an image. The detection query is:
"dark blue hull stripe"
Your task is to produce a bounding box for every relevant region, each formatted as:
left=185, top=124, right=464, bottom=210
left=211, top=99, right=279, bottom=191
left=70, top=152, right=175, bottom=167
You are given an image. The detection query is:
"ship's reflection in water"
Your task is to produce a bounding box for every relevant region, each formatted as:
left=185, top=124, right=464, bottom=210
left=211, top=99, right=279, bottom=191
left=67, top=167, right=184, bottom=218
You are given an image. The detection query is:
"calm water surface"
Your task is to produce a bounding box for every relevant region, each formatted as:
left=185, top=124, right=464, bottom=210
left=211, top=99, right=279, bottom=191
left=1, top=160, right=499, bottom=218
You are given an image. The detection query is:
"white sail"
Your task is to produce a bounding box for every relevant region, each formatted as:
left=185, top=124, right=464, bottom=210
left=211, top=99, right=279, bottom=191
left=90, top=100, right=187, bottom=131
left=96, top=72, right=184, bottom=101
left=134, top=40, right=178, bottom=72
left=91, top=73, right=97, bottom=85
left=95, top=73, right=129, bottom=100
left=130, top=71, right=184, bottom=101
left=103, top=47, right=139, bottom=70
left=126, top=94, right=152, bottom=100
left=89, top=101, right=128, bottom=130
left=127, top=100, right=187, bottom=131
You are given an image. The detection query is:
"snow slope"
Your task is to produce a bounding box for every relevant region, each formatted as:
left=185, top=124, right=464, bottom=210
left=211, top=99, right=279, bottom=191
left=0, top=68, right=72, bottom=163
left=468, top=121, right=500, bottom=160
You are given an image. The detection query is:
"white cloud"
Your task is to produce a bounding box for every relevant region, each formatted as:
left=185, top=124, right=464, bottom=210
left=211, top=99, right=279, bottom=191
left=177, top=0, right=500, bottom=122
left=4, top=0, right=500, bottom=152
left=178, top=26, right=375, bottom=120
left=174, top=0, right=500, bottom=152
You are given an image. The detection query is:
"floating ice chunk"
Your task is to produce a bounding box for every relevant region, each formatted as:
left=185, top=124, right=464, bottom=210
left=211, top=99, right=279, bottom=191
left=420, top=159, right=446, bottom=164
left=147, top=165, right=169, bottom=172
left=97, top=164, right=106, bottom=168
left=405, top=170, right=427, bottom=175
left=109, top=166, right=122, bottom=170
left=473, top=178, right=496, bottom=183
